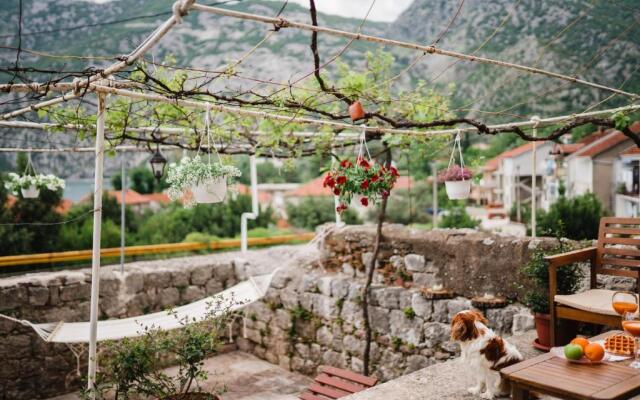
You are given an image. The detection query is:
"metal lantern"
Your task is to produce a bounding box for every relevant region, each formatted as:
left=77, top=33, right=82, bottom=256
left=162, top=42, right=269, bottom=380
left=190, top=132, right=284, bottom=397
left=149, top=145, right=167, bottom=181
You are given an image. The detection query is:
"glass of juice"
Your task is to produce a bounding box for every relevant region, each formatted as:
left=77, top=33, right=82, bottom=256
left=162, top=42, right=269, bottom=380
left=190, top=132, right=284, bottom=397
left=612, top=291, right=638, bottom=318
left=622, top=311, right=640, bottom=369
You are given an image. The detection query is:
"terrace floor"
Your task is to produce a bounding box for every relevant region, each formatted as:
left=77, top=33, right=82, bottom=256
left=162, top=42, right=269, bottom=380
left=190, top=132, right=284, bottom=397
left=47, top=351, right=313, bottom=400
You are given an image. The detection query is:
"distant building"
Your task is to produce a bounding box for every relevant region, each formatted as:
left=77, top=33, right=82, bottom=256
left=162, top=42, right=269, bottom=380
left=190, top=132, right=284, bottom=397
left=80, top=189, right=171, bottom=212
left=481, top=141, right=554, bottom=212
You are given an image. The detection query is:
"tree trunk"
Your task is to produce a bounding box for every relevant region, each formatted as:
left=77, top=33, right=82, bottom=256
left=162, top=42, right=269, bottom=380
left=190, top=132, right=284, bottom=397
left=362, top=145, right=391, bottom=376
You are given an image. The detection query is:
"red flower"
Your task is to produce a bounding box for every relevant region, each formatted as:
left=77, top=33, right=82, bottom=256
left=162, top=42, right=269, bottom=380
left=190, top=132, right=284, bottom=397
left=336, top=175, right=347, bottom=185
left=382, top=190, right=390, bottom=199
left=358, top=158, right=370, bottom=169
left=333, top=187, right=341, bottom=196
left=340, top=159, right=352, bottom=168
left=390, top=166, right=399, bottom=177
left=371, top=174, right=379, bottom=183
left=360, top=180, right=369, bottom=190
left=360, top=197, right=369, bottom=207
left=336, top=203, right=348, bottom=213
left=323, top=173, right=335, bottom=188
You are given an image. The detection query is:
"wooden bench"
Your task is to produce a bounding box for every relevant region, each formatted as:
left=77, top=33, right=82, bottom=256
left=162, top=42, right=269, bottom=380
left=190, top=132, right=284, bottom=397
left=299, top=366, right=378, bottom=400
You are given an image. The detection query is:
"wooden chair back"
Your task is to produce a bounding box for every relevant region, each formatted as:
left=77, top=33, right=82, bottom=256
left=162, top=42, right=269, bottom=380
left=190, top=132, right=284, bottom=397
left=299, top=366, right=378, bottom=400
left=596, top=217, right=640, bottom=287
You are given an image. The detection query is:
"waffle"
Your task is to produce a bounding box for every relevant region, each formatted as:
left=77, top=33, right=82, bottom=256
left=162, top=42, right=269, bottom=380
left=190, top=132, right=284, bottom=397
left=604, top=334, right=635, bottom=356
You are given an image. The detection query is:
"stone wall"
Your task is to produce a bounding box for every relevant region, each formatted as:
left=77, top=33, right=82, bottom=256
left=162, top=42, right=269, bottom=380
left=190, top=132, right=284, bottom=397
left=320, top=224, right=564, bottom=300
left=235, top=259, right=534, bottom=384
left=0, top=253, right=241, bottom=400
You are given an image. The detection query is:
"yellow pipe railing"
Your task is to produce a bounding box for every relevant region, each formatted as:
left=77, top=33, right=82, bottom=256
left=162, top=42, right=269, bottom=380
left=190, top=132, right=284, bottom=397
left=0, top=233, right=316, bottom=267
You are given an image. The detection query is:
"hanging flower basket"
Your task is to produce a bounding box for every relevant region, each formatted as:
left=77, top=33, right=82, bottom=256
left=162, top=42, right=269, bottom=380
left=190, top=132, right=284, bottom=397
left=324, top=156, right=399, bottom=214
left=166, top=156, right=241, bottom=207
left=439, top=165, right=472, bottom=200
left=440, top=131, right=472, bottom=200
left=4, top=173, right=65, bottom=199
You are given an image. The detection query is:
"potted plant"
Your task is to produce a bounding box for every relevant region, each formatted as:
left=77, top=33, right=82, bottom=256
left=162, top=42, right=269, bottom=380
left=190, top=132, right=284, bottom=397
left=4, top=172, right=65, bottom=199
left=438, top=165, right=472, bottom=200
left=166, top=156, right=241, bottom=207
left=324, top=156, right=399, bottom=214
left=521, top=239, right=583, bottom=350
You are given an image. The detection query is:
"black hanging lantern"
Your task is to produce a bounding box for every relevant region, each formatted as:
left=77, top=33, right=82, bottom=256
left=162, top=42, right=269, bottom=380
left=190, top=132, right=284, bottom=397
left=149, top=144, right=167, bottom=181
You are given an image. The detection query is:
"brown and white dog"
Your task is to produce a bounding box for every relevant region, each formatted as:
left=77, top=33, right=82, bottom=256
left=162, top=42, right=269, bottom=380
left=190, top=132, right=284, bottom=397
left=451, top=310, right=523, bottom=399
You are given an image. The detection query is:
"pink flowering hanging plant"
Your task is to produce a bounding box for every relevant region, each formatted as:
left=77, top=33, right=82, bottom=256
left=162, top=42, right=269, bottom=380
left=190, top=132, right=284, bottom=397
left=324, top=156, right=399, bottom=213
left=437, top=165, right=472, bottom=182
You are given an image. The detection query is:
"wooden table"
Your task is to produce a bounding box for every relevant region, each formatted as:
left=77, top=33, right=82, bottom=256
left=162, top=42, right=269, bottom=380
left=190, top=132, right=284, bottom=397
left=501, top=331, right=640, bottom=400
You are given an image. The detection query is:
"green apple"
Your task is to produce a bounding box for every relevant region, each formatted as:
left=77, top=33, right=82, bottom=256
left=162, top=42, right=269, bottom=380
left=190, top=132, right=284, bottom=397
left=564, top=344, right=584, bottom=360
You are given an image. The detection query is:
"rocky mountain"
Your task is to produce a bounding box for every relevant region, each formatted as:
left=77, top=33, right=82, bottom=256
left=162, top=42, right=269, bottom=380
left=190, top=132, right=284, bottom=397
left=0, top=0, right=639, bottom=176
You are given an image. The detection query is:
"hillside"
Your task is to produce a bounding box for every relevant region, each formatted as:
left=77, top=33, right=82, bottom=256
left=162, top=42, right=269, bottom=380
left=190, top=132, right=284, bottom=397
left=0, top=0, right=639, bottom=177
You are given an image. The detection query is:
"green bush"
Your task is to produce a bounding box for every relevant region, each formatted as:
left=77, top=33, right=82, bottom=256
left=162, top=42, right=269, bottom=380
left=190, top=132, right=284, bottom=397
left=286, top=197, right=361, bottom=230
left=537, top=193, right=605, bottom=240
left=440, top=207, right=479, bottom=229
left=369, top=182, right=432, bottom=224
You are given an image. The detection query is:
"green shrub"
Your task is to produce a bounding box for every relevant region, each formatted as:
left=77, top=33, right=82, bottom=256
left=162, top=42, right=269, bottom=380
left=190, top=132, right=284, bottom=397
left=520, top=239, right=584, bottom=314
left=537, top=193, right=605, bottom=240
left=286, top=197, right=361, bottom=230
left=440, top=207, right=479, bottom=229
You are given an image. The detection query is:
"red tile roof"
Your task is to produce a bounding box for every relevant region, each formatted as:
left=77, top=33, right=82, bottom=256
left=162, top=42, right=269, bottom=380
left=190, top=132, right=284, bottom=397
left=139, top=192, right=171, bottom=204
left=621, top=146, right=640, bottom=156
left=484, top=142, right=535, bottom=172
left=55, top=199, right=74, bottom=214
left=285, top=176, right=332, bottom=197
left=107, top=189, right=149, bottom=205
left=235, top=184, right=273, bottom=203
left=572, top=130, right=629, bottom=158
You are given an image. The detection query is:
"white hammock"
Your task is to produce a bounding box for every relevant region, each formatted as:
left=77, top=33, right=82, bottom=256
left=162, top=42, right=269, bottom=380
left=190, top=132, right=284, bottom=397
left=0, top=272, right=274, bottom=344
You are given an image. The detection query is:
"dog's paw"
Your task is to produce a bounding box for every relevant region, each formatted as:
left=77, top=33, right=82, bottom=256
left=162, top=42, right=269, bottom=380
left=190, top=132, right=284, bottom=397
left=467, top=386, right=483, bottom=395
left=480, top=391, right=495, bottom=400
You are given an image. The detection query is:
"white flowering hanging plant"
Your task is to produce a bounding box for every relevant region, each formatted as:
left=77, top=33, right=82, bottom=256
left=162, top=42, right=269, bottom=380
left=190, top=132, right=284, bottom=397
left=4, top=172, right=65, bottom=195
left=166, top=155, right=241, bottom=205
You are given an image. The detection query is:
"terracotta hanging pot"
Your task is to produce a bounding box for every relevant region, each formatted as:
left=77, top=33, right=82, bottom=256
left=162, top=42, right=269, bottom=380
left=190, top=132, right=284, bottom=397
left=349, top=101, right=365, bottom=121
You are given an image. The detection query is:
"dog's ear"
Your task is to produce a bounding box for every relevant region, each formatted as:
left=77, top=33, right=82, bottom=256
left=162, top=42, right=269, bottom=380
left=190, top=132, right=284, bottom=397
left=470, top=309, right=488, bottom=326
left=481, top=337, right=505, bottom=363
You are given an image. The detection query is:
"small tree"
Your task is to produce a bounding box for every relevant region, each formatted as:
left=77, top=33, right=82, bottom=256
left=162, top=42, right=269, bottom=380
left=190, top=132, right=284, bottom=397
left=537, top=192, right=605, bottom=240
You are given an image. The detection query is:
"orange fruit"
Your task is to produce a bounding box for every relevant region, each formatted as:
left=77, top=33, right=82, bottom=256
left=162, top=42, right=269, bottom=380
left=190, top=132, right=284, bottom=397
left=571, top=337, right=590, bottom=350
left=584, top=342, right=605, bottom=362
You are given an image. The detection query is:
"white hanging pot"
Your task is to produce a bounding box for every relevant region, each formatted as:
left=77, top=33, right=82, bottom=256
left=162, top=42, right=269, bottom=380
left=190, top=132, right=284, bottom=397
left=192, top=177, right=227, bottom=204
left=21, top=184, right=40, bottom=199
left=445, top=180, right=471, bottom=200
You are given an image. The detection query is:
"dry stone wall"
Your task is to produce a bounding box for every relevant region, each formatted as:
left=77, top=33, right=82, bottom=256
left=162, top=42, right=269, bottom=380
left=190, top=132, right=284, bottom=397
left=0, top=254, right=240, bottom=400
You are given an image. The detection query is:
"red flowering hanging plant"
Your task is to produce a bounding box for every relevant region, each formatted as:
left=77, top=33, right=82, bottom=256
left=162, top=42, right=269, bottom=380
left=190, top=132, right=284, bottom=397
left=324, top=156, right=399, bottom=213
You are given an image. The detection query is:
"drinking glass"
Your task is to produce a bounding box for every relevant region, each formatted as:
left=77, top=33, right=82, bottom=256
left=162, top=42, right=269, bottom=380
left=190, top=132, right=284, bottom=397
left=622, top=311, right=640, bottom=369
left=612, top=291, right=638, bottom=317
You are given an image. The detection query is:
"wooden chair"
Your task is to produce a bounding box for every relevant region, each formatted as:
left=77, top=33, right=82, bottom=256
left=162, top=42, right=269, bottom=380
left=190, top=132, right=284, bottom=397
left=299, top=366, right=378, bottom=400
left=547, top=217, right=640, bottom=347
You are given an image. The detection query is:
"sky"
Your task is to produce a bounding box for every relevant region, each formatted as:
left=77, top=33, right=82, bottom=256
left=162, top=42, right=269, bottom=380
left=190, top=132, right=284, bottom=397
left=83, top=0, right=414, bottom=22
left=273, top=0, right=414, bottom=22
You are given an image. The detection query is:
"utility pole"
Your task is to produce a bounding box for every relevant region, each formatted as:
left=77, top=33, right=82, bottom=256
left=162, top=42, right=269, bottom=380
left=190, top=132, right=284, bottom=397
left=120, top=155, right=126, bottom=274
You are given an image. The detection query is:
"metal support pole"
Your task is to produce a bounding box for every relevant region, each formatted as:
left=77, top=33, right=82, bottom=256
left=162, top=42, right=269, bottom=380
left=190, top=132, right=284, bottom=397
left=120, top=156, right=126, bottom=274
left=516, top=165, right=521, bottom=223
left=241, top=155, right=258, bottom=253
left=531, top=116, right=540, bottom=238
left=87, top=93, right=107, bottom=396
left=431, top=162, right=438, bottom=228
